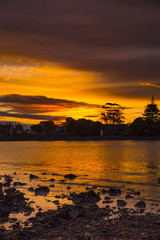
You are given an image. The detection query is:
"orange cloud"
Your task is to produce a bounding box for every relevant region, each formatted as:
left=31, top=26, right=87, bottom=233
left=139, top=82, right=160, bottom=88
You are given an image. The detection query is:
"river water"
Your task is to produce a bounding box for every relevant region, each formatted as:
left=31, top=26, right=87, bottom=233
left=0, top=140, right=160, bottom=215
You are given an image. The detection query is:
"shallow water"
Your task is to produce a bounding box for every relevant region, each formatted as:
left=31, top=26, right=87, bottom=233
left=0, top=140, right=160, bottom=215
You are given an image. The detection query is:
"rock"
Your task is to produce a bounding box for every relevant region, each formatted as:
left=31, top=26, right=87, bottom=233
left=49, top=184, right=55, bottom=188
left=13, top=182, right=27, bottom=186
left=67, top=186, right=71, bottom=190
left=117, top=200, right=127, bottom=207
left=125, top=194, right=133, bottom=199
left=59, top=205, right=81, bottom=219
left=70, top=190, right=100, bottom=205
left=64, top=174, right=77, bottom=180
left=53, top=200, right=60, bottom=205
left=29, top=174, right=39, bottom=180
left=6, top=191, right=25, bottom=201
left=4, top=187, right=16, bottom=195
left=4, top=175, right=12, bottom=183
left=35, top=186, right=49, bottom=196
left=158, top=178, right=160, bottom=184
left=104, top=196, right=111, bottom=201
left=108, top=187, right=121, bottom=196
left=135, top=201, right=146, bottom=208
left=133, top=191, right=140, bottom=195
left=49, top=178, right=55, bottom=182
left=28, top=187, right=34, bottom=192
left=101, top=189, right=107, bottom=194
left=55, top=195, right=61, bottom=199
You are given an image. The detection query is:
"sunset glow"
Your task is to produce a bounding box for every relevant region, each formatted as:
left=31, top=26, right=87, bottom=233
left=0, top=1, right=160, bottom=124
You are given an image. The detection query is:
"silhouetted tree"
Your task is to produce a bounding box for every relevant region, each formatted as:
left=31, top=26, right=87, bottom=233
left=91, top=121, right=103, bottom=136
left=31, top=120, right=55, bottom=134
left=74, top=119, right=92, bottom=136
left=130, top=117, right=146, bottom=135
left=40, top=121, right=55, bottom=134
left=65, top=117, right=76, bottom=133
left=143, top=96, right=160, bottom=123
left=101, top=103, right=125, bottom=124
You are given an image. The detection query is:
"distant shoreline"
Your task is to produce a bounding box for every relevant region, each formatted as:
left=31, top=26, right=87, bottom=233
left=0, top=134, right=160, bottom=141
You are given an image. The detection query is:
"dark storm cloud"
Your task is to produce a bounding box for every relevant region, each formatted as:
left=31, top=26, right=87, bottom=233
left=0, top=111, right=65, bottom=120
left=0, top=94, right=100, bottom=119
left=0, top=94, right=100, bottom=109
left=0, top=0, right=160, bottom=84
left=87, top=84, right=160, bottom=99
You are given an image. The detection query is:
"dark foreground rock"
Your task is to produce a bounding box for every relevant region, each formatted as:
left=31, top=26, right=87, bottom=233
left=108, top=187, right=121, bottom=196
left=35, top=186, right=49, bottom=196
left=69, top=190, right=100, bottom=205
left=2, top=204, right=160, bottom=240
left=135, top=200, right=146, bottom=208
left=0, top=187, right=33, bottom=224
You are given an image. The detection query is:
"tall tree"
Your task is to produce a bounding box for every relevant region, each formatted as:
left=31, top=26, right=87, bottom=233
left=143, top=96, right=159, bottom=122
left=101, top=103, right=125, bottom=124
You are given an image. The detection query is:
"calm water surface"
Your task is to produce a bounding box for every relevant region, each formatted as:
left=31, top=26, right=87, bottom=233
left=0, top=140, right=160, bottom=213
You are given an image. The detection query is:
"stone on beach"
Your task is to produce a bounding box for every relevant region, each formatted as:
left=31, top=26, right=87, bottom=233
left=117, top=200, right=127, bottom=207
left=29, top=174, right=39, bottom=180
left=13, top=182, right=27, bottom=186
left=35, top=186, right=50, bottom=196
left=70, top=190, right=100, bottom=205
left=64, top=174, right=77, bottom=180
left=108, top=187, right=121, bottom=196
left=135, top=201, right=146, bottom=208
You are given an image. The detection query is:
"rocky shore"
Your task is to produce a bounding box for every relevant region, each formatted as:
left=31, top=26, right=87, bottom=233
left=0, top=172, right=160, bottom=240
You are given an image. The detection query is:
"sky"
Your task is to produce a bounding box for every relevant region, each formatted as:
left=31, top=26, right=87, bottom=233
left=0, top=0, right=160, bottom=124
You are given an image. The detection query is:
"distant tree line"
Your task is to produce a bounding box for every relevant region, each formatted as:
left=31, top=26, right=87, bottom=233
left=11, top=96, right=160, bottom=137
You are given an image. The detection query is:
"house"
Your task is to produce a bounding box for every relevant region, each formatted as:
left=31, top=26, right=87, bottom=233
left=0, top=123, right=13, bottom=135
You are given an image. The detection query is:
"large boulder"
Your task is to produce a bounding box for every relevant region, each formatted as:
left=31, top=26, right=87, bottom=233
left=70, top=190, right=100, bottom=205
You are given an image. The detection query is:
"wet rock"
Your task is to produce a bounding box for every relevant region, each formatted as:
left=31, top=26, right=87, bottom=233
left=55, top=195, right=61, bottom=199
left=28, top=187, right=34, bottom=192
left=133, top=191, right=140, bottom=195
left=35, top=186, right=49, bottom=196
left=13, top=182, right=27, bottom=186
left=104, top=196, right=111, bottom=201
left=64, top=174, right=77, bottom=180
left=102, top=200, right=113, bottom=204
left=49, top=178, right=55, bottom=182
left=70, top=190, right=100, bottom=205
left=125, top=194, right=133, bottom=199
left=135, top=201, right=146, bottom=208
left=59, top=205, right=81, bottom=219
left=117, top=200, right=127, bottom=207
left=53, top=200, right=60, bottom=205
left=108, top=187, right=121, bottom=196
left=4, top=175, right=13, bottom=183
left=59, top=179, right=66, bottom=183
left=29, top=174, right=39, bottom=180
left=4, top=187, right=16, bottom=195
left=101, top=189, right=107, bottom=194
left=6, top=191, right=25, bottom=201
